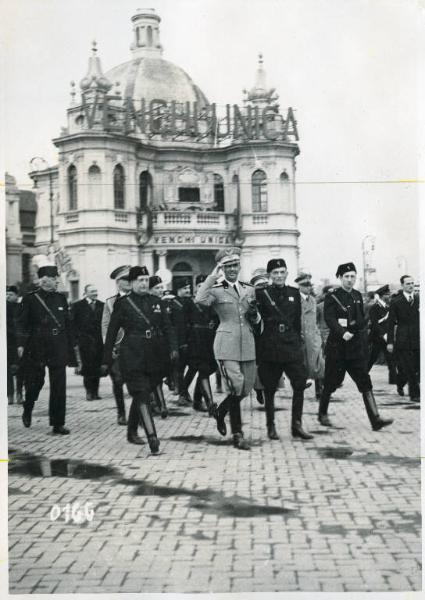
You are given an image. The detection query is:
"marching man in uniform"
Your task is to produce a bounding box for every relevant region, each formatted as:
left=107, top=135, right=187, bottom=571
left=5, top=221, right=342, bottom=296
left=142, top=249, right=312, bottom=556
left=195, top=247, right=261, bottom=450
left=318, top=262, right=393, bottom=431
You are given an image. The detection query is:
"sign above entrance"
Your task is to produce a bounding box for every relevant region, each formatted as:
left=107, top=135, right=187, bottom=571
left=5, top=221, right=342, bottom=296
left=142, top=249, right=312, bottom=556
left=81, top=95, right=299, bottom=142
left=151, top=233, right=233, bottom=246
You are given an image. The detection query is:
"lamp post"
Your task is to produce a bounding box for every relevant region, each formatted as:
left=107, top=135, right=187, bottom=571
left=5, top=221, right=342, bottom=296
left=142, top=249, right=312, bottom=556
left=30, top=156, right=54, bottom=248
left=362, top=235, right=375, bottom=293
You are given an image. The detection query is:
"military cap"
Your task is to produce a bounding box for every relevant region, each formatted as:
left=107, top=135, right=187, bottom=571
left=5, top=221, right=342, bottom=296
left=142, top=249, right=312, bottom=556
left=295, top=272, right=312, bottom=285
left=322, top=285, right=335, bottom=294
left=38, top=265, right=59, bottom=278
left=195, top=274, right=207, bottom=285
left=250, top=273, right=269, bottom=287
left=6, top=285, right=19, bottom=294
left=375, top=284, right=390, bottom=296
left=266, top=258, right=287, bottom=273
left=149, top=275, right=162, bottom=289
left=128, top=266, right=149, bottom=281
left=335, top=262, right=357, bottom=277
left=110, top=265, right=131, bottom=280
left=215, top=247, right=241, bottom=266
left=175, top=278, right=191, bottom=291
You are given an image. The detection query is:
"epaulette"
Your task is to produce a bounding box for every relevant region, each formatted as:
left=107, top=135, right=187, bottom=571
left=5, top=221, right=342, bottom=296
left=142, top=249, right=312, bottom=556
left=240, top=281, right=254, bottom=287
left=212, top=282, right=225, bottom=288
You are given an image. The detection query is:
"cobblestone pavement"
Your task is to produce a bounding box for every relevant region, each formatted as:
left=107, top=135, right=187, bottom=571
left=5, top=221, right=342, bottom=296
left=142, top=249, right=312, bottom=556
left=8, top=366, right=421, bottom=594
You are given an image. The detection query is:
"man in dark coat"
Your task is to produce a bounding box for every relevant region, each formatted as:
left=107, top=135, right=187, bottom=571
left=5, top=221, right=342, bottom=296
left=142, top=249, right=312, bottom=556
left=367, top=284, right=399, bottom=386
left=71, top=284, right=104, bottom=401
left=256, top=259, right=313, bottom=441
left=6, top=285, right=20, bottom=404
left=17, top=265, right=80, bottom=434
left=102, top=266, right=178, bottom=452
left=101, top=266, right=131, bottom=424
left=169, top=279, right=192, bottom=405
left=387, top=275, right=420, bottom=402
left=318, top=262, right=393, bottom=431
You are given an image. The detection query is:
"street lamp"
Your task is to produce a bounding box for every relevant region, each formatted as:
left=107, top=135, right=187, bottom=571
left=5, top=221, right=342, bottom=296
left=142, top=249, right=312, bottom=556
left=361, top=235, right=375, bottom=293
left=30, top=156, right=54, bottom=248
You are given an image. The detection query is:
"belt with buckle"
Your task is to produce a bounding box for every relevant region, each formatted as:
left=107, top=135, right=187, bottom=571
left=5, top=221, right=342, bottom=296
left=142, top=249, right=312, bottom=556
left=278, top=324, right=287, bottom=333
left=51, top=328, right=60, bottom=336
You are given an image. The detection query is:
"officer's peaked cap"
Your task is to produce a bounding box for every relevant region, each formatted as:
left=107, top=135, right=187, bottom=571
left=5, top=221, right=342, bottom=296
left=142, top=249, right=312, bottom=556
left=267, top=258, right=287, bottom=273
left=176, top=278, right=191, bottom=290
left=149, top=275, right=162, bottom=289
left=215, top=247, right=241, bottom=266
left=128, top=266, right=149, bottom=281
left=336, top=262, right=357, bottom=277
left=376, top=284, right=390, bottom=296
left=110, top=265, right=131, bottom=280
left=6, top=285, right=19, bottom=294
left=195, top=274, right=207, bottom=285
left=38, top=265, right=59, bottom=278
left=295, top=272, right=312, bottom=285
left=250, top=273, right=268, bottom=286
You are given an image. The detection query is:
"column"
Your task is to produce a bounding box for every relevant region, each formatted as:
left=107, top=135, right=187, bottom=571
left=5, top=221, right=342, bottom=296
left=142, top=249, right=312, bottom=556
left=140, top=248, right=154, bottom=274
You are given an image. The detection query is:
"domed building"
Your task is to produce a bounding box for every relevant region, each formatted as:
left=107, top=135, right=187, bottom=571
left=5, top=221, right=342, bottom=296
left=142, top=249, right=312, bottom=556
left=29, top=8, right=301, bottom=300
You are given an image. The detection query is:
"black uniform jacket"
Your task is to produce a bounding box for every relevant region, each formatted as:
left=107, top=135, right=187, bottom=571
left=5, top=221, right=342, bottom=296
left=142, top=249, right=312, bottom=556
left=166, top=296, right=191, bottom=350
left=185, top=298, right=218, bottom=363
left=324, top=287, right=368, bottom=359
left=7, top=302, right=19, bottom=366
left=71, top=299, right=105, bottom=374
left=255, top=284, right=303, bottom=363
left=368, top=302, right=389, bottom=342
left=387, top=293, right=420, bottom=350
left=103, top=291, right=178, bottom=377
left=17, top=289, right=76, bottom=368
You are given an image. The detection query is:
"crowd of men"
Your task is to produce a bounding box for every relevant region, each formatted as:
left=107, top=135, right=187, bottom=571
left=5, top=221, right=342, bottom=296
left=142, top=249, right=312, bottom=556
left=6, top=248, right=420, bottom=454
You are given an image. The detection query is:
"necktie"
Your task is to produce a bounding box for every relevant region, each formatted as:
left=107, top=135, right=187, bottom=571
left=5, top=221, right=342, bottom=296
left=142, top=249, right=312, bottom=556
left=233, top=284, right=239, bottom=297
left=90, top=301, right=96, bottom=312
left=409, top=295, right=414, bottom=306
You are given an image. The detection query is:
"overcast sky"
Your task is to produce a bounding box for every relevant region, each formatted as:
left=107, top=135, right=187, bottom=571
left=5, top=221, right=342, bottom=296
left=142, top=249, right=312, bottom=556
left=2, top=0, right=423, bottom=286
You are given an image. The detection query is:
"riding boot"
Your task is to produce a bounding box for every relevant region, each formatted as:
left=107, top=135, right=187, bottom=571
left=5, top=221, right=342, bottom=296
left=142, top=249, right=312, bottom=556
left=178, top=367, right=194, bottom=405
left=83, top=376, right=93, bottom=401
left=264, top=390, right=279, bottom=439
left=199, top=377, right=217, bottom=416
left=362, top=390, right=394, bottom=431
left=291, top=390, right=313, bottom=439
left=127, top=396, right=145, bottom=444
left=92, top=377, right=101, bottom=399
left=214, top=394, right=232, bottom=436
left=318, top=389, right=333, bottom=426
left=155, top=384, right=168, bottom=418
left=230, top=396, right=250, bottom=450
left=193, top=377, right=207, bottom=412
left=315, top=379, right=323, bottom=401
left=255, top=389, right=265, bottom=405
left=215, top=370, right=223, bottom=393
left=113, top=381, right=126, bottom=425
left=139, top=399, right=160, bottom=454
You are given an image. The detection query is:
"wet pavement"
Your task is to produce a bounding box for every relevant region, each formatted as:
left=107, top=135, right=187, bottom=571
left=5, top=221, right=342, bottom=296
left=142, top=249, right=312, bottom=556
left=7, top=365, right=421, bottom=593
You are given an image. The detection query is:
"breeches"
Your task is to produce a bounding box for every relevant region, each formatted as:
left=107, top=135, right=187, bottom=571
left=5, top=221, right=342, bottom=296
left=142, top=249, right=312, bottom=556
left=217, top=360, right=256, bottom=398
left=258, top=359, right=306, bottom=392
left=324, top=350, right=372, bottom=394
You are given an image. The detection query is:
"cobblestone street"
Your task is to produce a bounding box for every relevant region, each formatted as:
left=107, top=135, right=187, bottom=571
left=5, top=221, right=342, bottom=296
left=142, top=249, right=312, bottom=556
left=8, top=366, right=421, bottom=594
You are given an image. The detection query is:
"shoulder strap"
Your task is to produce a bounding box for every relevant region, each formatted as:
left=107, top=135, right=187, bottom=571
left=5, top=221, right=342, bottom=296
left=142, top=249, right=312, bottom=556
left=173, top=298, right=183, bottom=309
left=330, top=293, right=348, bottom=313
left=263, top=289, right=285, bottom=320
left=125, top=296, right=152, bottom=328
left=34, top=293, right=63, bottom=330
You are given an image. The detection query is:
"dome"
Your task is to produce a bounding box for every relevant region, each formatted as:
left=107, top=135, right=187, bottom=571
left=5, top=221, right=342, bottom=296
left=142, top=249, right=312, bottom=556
left=105, top=57, right=209, bottom=106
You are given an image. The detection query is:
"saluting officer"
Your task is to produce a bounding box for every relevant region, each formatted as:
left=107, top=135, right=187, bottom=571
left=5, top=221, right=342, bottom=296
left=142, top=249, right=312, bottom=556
left=318, top=262, right=393, bottom=431
left=17, top=265, right=81, bottom=434
left=195, top=247, right=261, bottom=450
left=185, top=274, right=219, bottom=414
left=71, top=284, right=104, bottom=401
left=101, top=265, right=131, bottom=425
left=387, top=275, right=420, bottom=402
left=256, top=259, right=313, bottom=441
left=102, top=266, right=178, bottom=453
left=367, top=284, right=398, bottom=386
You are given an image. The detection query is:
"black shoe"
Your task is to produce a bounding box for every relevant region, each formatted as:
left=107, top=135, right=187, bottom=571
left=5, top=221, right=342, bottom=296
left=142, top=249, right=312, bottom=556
left=148, top=436, right=160, bottom=454
left=53, top=426, right=70, bottom=435
left=127, top=432, right=145, bottom=445
left=161, top=409, right=168, bottom=419
left=22, top=411, right=32, bottom=428
left=372, top=417, right=394, bottom=431
left=267, top=424, right=280, bottom=440
left=215, top=410, right=227, bottom=436
left=291, top=422, right=314, bottom=440
left=233, top=433, right=250, bottom=450
left=397, top=385, right=405, bottom=397
left=410, top=397, right=420, bottom=403
left=86, top=392, right=93, bottom=401
left=117, top=414, right=127, bottom=426
left=193, top=401, right=208, bottom=413
left=318, top=414, right=333, bottom=427
left=256, top=390, right=265, bottom=405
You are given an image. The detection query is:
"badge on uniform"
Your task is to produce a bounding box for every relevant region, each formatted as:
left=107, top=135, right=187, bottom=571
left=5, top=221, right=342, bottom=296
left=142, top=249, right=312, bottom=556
left=289, top=297, right=294, bottom=302
left=338, top=318, right=348, bottom=327
left=58, top=307, right=64, bottom=311
left=153, top=305, right=161, bottom=313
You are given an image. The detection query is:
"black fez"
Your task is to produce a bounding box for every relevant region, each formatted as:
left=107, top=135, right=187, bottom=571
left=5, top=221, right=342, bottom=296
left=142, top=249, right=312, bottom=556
left=195, top=274, right=207, bottom=285
left=6, top=285, right=18, bottom=294
left=266, top=259, right=286, bottom=273
left=128, top=266, right=149, bottom=281
left=110, top=265, right=131, bottom=280
left=38, top=265, right=59, bottom=278
left=176, top=278, right=191, bottom=290
left=335, top=262, right=357, bottom=278
left=149, top=275, right=162, bottom=289
left=376, top=284, right=390, bottom=296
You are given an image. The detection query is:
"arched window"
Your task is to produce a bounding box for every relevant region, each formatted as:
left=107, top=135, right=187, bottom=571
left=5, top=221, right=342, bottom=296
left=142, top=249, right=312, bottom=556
left=213, top=174, right=224, bottom=211
left=252, top=169, right=268, bottom=212
left=280, top=170, right=290, bottom=211
left=88, top=165, right=101, bottom=206
left=68, top=165, right=78, bottom=211
left=139, top=171, right=152, bottom=211
left=113, top=164, right=125, bottom=209
left=147, top=26, right=153, bottom=46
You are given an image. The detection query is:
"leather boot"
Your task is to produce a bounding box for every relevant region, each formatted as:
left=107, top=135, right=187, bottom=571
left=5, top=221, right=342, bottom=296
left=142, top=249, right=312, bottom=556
left=199, top=377, right=217, bottom=416
left=215, top=395, right=232, bottom=436
left=265, top=390, right=279, bottom=440
left=255, top=389, right=265, bottom=405
left=22, top=402, right=33, bottom=428
left=318, top=389, right=333, bottom=426
left=155, top=384, right=168, bottom=418
left=362, top=390, right=393, bottom=431
left=233, top=432, right=250, bottom=450
left=215, top=371, right=223, bottom=393
left=291, top=390, right=313, bottom=439
left=193, top=378, right=207, bottom=412
left=113, top=380, right=126, bottom=424
left=315, top=379, right=323, bottom=401
left=139, top=400, right=160, bottom=454
left=127, top=397, right=145, bottom=444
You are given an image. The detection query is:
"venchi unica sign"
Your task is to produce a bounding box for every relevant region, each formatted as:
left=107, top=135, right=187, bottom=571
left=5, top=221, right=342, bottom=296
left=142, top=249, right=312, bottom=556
left=80, top=94, right=299, bottom=142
